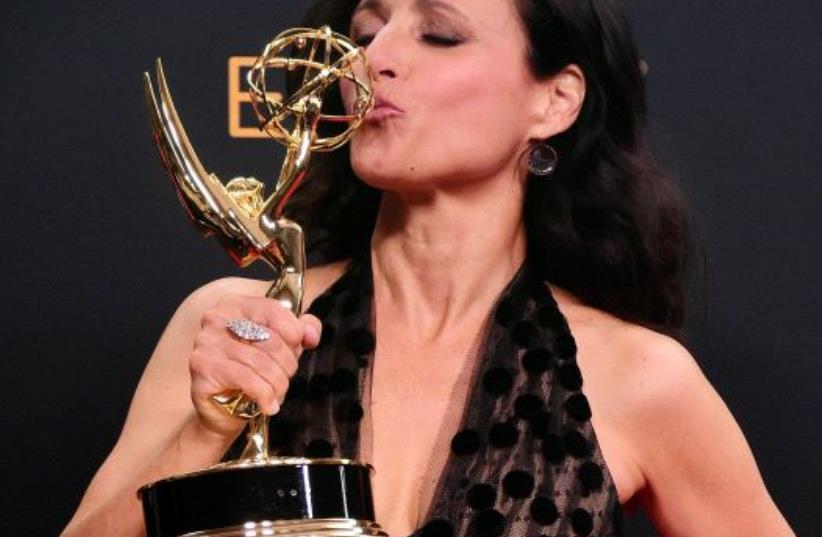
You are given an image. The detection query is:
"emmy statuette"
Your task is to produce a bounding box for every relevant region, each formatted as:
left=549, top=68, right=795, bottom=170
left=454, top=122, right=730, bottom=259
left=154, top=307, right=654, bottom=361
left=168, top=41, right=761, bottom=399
left=139, top=26, right=383, bottom=537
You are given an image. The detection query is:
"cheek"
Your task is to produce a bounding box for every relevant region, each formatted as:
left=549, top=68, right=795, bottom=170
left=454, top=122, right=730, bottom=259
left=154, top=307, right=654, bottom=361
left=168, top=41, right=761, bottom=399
left=430, top=64, right=494, bottom=113
left=428, top=57, right=532, bottom=138
left=418, top=63, right=533, bottom=162
left=339, top=78, right=356, bottom=115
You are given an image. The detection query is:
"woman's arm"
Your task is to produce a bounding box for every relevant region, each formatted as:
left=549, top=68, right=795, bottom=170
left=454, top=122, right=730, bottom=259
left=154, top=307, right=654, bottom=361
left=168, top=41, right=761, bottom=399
left=60, top=273, right=323, bottom=537
left=628, top=334, right=795, bottom=536
left=60, top=277, right=253, bottom=536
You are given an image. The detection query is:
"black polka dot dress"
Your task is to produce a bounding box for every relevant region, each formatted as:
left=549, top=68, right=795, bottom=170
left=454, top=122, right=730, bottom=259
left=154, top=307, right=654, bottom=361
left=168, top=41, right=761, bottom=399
left=235, top=256, right=624, bottom=537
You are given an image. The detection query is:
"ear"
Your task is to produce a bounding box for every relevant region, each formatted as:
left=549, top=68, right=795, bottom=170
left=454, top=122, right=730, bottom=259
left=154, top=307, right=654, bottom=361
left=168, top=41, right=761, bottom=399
left=527, top=64, right=586, bottom=140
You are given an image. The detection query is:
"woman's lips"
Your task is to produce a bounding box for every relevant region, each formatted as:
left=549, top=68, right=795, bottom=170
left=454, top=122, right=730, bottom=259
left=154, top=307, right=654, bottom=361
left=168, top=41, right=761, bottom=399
left=366, top=97, right=404, bottom=122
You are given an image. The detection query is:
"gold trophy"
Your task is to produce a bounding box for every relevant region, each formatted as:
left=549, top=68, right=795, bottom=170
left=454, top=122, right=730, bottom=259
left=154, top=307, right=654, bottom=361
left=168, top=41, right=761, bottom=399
left=139, top=26, right=382, bottom=537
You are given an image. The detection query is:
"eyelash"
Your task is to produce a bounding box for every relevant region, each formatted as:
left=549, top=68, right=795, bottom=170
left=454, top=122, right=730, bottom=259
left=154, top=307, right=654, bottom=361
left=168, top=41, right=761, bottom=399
left=352, top=32, right=463, bottom=48
left=422, top=33, right=462, bottom=46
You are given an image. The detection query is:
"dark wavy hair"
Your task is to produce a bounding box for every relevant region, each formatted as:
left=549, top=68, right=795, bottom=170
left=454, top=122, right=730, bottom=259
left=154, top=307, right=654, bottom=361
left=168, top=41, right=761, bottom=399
left=287, top=0, right=694, bottom=339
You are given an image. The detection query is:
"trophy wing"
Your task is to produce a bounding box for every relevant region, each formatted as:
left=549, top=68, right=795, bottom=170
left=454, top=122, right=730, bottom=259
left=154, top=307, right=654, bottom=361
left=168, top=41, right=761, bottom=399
left=143, top=59, right=247, bottom=239
left=144, top=59, right=276, bottom=266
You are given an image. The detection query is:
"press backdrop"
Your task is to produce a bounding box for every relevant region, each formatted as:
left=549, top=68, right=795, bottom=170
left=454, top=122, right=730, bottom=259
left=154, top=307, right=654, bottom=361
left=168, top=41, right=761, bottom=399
left=1, top=1, right=820, bottom=535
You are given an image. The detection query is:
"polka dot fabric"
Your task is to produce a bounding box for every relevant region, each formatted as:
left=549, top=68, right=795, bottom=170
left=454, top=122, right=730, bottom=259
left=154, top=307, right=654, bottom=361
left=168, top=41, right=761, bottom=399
left=227, top=256, right=623, bottom=536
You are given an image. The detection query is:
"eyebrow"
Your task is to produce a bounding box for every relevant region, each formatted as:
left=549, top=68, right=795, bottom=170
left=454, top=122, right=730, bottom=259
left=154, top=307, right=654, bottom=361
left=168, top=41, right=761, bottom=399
left=353, top=0, right=388, bottom=19
left=353, top=0, right=470, bottom=23
left=417, top=0, right=470, bottom=22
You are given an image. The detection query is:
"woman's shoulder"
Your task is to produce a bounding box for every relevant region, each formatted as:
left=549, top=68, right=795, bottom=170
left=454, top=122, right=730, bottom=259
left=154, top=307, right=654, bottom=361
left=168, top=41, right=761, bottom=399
left=138, top=260, right=354, bottom=408
left=547, top=282, right=699, bottom=399
left=548, top=282, right=708, bottom=477
left=180, top=260, right=352, bottom=316
left=550, top=284, right=790, bottom=533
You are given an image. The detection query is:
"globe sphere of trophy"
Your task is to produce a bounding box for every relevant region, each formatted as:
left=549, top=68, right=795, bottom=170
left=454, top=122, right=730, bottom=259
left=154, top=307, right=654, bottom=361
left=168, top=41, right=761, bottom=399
left=140, top=26, right=381, bottom=537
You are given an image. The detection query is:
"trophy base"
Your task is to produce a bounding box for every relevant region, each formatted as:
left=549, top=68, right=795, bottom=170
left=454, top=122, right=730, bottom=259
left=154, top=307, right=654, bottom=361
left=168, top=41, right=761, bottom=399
left=172, top=519, right=386, bottom=537
left=140, top=458, right=384, bottom=537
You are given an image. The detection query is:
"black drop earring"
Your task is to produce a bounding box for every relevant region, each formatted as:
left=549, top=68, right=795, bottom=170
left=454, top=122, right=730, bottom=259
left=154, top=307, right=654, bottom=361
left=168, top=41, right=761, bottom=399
left=527, top=143, right=558, bottom=176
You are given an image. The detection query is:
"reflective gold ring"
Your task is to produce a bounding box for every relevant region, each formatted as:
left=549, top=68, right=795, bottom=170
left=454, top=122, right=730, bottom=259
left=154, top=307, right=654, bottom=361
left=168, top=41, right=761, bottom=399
left=211, top=390, right=261, bottom=419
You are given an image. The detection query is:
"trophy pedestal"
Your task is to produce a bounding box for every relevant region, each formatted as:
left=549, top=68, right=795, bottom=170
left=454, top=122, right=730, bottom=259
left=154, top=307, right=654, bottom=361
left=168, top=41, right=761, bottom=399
left=140, top=459, right=385, bottom=537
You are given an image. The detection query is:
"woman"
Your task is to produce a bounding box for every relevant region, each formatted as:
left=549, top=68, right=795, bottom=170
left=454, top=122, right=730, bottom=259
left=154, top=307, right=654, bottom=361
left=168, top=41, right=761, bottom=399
left=62, top=0, right=795, bottom=536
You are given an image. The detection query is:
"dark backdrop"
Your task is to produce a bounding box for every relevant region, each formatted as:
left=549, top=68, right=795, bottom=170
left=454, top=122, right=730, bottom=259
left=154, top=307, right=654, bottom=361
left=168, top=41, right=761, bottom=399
left=1, top=1, right=819, bottom=535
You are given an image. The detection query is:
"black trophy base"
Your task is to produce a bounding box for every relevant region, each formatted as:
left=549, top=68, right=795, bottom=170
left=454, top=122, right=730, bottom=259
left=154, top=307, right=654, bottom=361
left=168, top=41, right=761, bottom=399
left=139, top=458, right=384, bottom=537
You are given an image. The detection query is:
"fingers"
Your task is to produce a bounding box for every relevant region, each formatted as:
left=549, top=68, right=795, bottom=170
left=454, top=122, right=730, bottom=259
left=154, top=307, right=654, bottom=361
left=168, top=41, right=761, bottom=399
left=191, top=295, right=322, bottom=429
left=190, top=346, right=282, bottom=416
left=212, top=295, right=304, bottom=348
left=203, top=296, right=323, bottom=354
left=300, top=314, right=322, bottom=349
left=198, top=314, right=295, bottom=390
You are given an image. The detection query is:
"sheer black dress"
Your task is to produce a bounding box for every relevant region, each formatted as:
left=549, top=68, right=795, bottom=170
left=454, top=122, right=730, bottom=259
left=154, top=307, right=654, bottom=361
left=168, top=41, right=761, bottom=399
left=229, top=254, right=625, bottom=537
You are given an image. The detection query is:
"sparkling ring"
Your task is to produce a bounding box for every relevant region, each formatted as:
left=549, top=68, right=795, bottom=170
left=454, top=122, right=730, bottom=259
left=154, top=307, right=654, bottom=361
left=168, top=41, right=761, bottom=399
left=226, top=319, right=271, bottom=342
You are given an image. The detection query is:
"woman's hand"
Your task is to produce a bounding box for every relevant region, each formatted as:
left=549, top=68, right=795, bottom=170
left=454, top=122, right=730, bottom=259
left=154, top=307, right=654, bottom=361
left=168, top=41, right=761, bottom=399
left=189, top=294, right=322, bottom=438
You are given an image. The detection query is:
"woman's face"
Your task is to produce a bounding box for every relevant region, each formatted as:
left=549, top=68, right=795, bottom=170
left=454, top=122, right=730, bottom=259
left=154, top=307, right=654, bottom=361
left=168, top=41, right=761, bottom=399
left=343, top=0, right=552, bottom=193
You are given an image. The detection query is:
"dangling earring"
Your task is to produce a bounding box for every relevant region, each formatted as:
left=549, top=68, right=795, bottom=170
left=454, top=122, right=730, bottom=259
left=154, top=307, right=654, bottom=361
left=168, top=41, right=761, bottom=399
left=527, top=142, right=558, bottom=176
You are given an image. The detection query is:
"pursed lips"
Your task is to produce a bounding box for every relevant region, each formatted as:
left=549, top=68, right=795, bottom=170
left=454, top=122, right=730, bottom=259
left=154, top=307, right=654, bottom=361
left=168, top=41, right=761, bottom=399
left=366, top=96, right=404, bottom=121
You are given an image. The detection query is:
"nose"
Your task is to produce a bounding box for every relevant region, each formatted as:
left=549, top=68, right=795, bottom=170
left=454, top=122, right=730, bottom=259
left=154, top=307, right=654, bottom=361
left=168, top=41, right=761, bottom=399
left=374, top=63, right=397, bottom=80
left=361, top=26, right=400, bottom=81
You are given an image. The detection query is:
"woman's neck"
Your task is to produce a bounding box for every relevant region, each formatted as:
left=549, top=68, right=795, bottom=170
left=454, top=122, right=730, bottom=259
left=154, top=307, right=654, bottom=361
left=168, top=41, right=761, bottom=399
left=370, top=179, right=526, bottom=342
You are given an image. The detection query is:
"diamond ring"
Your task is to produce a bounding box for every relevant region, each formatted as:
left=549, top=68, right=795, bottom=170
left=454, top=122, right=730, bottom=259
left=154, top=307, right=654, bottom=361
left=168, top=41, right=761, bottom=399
left=225, top=319, right=271, bottom=343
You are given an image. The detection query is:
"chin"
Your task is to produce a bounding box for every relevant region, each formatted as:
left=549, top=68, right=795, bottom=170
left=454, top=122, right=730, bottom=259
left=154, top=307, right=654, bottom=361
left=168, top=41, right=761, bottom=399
left=351, top=161, right=399, bottom=190
left=350, top=146, right=401, bottom=187
left=349, top=137, right=435, bottom=192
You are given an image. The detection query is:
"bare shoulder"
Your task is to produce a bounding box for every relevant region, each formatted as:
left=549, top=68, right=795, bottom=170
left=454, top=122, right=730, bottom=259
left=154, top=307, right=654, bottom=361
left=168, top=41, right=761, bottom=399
left=549, top=284, right=795, bottom=536
left=550, top=283, right=725, bottom=457
left=304, top=259, right=351, bottom=307
left=135, top=260, right=352, bottom=411
left=548, top=284, right=699, bottom=489
left=548, top=282, right=698, bottom=407
left=180, top=259, right=351, bottom=318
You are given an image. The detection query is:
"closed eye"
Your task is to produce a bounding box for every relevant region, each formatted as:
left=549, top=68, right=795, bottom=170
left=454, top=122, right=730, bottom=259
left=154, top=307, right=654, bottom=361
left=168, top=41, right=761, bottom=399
left=422, top=33, right=462, bottom=46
